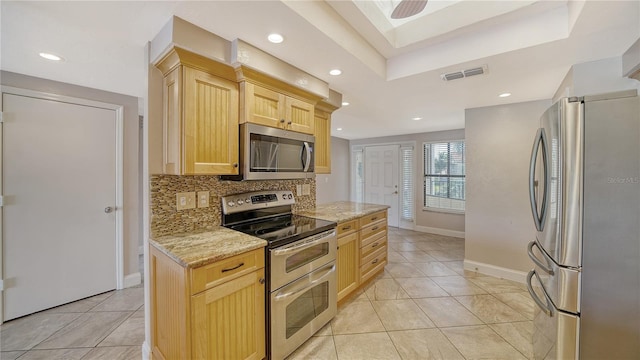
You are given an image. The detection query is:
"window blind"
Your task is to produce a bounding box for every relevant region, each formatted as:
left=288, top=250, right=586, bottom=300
left=401, top=147, right=414, bottom=221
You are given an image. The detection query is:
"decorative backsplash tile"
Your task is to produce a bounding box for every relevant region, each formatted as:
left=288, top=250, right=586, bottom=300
left=150, top=175, right=316, bottom=238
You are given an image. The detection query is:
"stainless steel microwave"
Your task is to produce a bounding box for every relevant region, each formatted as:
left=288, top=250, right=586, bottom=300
left=223, top=123, right=315, bottom=180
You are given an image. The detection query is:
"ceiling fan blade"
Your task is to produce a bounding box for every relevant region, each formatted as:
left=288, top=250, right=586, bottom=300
left=390, top=0, right=428, bottom=19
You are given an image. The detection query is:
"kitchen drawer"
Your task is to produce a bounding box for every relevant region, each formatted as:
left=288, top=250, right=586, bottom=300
left=360, top=233, right=387, bottom=258
left=190, top=248, right=264, bottom=295
left=337, top=219, right=358, bottom=236
left=360, top=245, right=387, bottom=283
left=359, top=211, right=387, bottom=227
left=360, top=219, right=386, bottom=240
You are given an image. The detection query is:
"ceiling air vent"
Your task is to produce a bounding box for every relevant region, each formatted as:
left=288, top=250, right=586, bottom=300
left=441, top=65, right=488, bottom=81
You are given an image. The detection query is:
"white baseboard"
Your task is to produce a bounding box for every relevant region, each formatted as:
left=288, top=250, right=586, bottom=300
left=463, top=259, right=528, bottom=283
left=124, top=272, right=142, bottom=288
left=142, top=340, right=151, bottom=360
left=414, top=225, right=465, bottom=239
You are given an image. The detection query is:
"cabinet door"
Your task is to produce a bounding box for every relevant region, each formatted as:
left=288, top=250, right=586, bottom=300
left=337, top=232, right=359, bottom=301
left=314, top=109, right=331, bottom=174
left=183, top=67, right=239, bottom=175
left=242, top=82, right=284, bottom=128
left=191, top=269, right=266, bottom=360
left=285, top=97, right=314, bottom=134
left=162, top=67, right=182, bottom=175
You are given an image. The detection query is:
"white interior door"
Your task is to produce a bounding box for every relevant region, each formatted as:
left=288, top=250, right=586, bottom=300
left=364, top=145, right=399, bottom=227
left=3, top=91, right=118, bottom=320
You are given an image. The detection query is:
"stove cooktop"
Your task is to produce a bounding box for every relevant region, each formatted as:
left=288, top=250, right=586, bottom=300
left=227, top=214, right=336, bottom=247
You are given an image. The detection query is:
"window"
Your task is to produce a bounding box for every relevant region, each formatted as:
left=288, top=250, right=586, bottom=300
left=423, top=141, right=465, bottom=211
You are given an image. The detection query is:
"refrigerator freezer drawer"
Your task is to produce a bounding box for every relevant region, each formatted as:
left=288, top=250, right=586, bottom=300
left=528, top=240, right=580, bottom=314
left=528, top=270, right=580, bottom=360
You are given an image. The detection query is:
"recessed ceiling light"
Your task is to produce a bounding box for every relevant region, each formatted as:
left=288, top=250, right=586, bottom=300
left=336, top=127, right=343, bottom=131
left=329, top=69, right=342, bottom=76
left=39, top=52, right=63, bottom=61
left=499, top=93, right=511, bottom=98
left=267, top=33, right=284, bottom=44
left=412, top=117, right=422, bottom=121
left=342, top=101, right=350, bottom=106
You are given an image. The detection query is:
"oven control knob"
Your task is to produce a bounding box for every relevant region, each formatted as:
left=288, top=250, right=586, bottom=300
left=237, top=200, right=244, bottom=205
left=282, top=194, right=287, bottom=200
left=288, top=194, right=293, bottom=199
left=245, top=198, right=251, bottom=204
left=227, top=201, right=235, bottom=207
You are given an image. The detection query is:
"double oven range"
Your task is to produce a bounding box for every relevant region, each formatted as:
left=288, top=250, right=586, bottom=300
left=222, top=190, right=337, bottom=360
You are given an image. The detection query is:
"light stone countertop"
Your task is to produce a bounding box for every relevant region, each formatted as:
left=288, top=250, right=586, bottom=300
left=150, top=226, right=267, bottom=269
left=298, top=201, right=390, bottom=223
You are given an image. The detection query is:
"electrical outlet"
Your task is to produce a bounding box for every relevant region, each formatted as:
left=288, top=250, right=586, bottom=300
left=302, top=184, right=311, bottom=196
left=197, top=191, right=210, bottom=208
left=176, top=192, right=196, bottom=210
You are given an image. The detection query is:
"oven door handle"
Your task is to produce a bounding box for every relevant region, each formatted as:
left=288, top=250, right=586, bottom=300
left=272, top=230, right=336, bottom=256
left=274, top=263, right=335, bottom=301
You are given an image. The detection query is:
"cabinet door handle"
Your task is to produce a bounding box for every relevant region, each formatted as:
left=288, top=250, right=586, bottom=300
left=221, top=262, right=244, bottom=273
left=233, top=163, right=238, bottom=168
left=259, top=277, right=265, bottom=285
left=341, top=225, right=351, bottom=231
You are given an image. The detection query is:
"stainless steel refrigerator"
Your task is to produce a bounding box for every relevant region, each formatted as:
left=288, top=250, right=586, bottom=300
left=526, top=90, right=640, bottom=359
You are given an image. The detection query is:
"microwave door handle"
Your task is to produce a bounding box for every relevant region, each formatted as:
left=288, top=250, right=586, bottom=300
left=302, top=142, right=311, bottom=172
left=268, top=143, right=279, bottom=169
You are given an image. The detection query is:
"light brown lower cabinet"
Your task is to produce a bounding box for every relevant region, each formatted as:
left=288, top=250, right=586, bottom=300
left=150, top=246, right=265, bottom=360
left=336, top=210, right=388, bottom=303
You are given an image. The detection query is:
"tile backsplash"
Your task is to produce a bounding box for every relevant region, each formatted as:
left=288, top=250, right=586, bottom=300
left=150, top=175, right=316, bottom=238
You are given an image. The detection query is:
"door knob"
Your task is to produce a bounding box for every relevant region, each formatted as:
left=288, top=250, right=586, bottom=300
left=104, top=206, right=114, bottom=213
left=393, top=191, right=398, bottom=194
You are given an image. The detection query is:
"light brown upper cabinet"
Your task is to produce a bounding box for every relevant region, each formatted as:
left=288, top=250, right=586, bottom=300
left=241, top=82, right=315, bottom=134
left=155, top=47, right=240, bottom=175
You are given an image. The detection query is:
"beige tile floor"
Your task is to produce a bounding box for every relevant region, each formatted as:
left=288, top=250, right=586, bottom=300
left=287, top=227, right=535, bottom=360
left=1, top=228, right=534, bottom=360
left=0, top=286, right=144, bottom=360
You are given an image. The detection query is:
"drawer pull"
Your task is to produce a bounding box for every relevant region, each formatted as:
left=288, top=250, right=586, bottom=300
left=371, top=216, right=378, bottom=221
left=371, top=259, right=379, bottom=265
left=221, top=262, right=245, bottom=273
left=372, top=242, right=379, bottom=248
left=371, top=226, right=379, bottom=231
left=342, top=225, right=352, bottom=231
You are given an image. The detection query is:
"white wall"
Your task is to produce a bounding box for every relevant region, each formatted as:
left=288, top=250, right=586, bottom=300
left=316, top=136, right=350, bottom=203
left=350, top=129, right=465, bottom=236
left=465, top=99, right=551, bottom=280
left=1, top=70, right=142, bottom=281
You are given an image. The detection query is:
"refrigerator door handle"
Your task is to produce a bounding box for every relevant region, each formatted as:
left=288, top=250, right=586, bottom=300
left=529, top=128, right=549, bottom=231
left=527, top=241, right=554, bottom=275
left=526, top=269, right=553, bottom=316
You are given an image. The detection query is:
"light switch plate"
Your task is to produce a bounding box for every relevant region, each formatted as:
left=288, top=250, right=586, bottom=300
left=176, top=192, right=196, bottom=210
left=302, top=184, right=311, bottom=196
left=296, top=184, right=303, bottom=196
left=197, top=191, right=210, bottom=208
